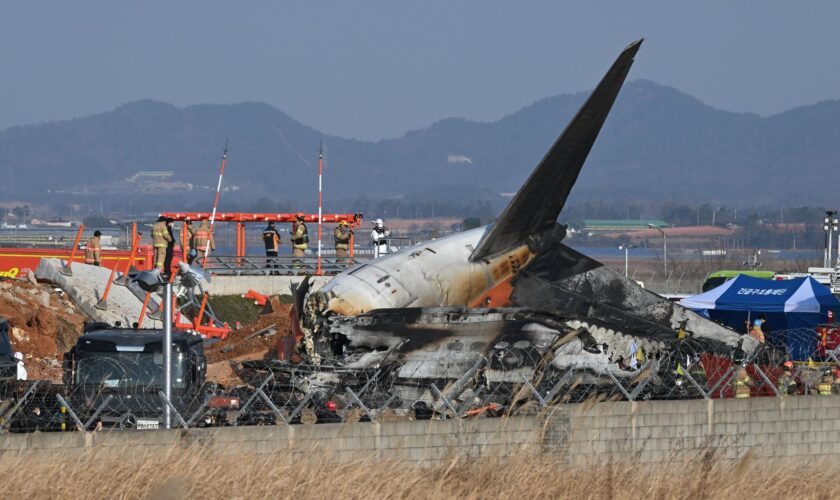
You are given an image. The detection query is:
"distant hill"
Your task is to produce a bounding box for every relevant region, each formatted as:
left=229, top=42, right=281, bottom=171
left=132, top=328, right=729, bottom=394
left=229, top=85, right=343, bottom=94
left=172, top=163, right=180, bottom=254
left=1, top=80, right=839, bottom=208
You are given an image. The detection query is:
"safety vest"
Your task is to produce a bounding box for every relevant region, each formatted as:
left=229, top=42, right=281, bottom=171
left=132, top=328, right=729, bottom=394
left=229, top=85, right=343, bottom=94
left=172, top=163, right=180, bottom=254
left=263, top=228, right=280, bottom=251
left=84, top=237, right=100, bottom=263
left=292, top=222, right=308, bottom=250
left=735, top=379, right=751, bottom=398
left=334, top=227, right=350, bottom=250
left=151, top=222, right=171, bottom=248
left=819, top=382, right=833, bottom=396
left=778, top=375, right=797, bottom=396
left=194, top=228, right=211, bottom=250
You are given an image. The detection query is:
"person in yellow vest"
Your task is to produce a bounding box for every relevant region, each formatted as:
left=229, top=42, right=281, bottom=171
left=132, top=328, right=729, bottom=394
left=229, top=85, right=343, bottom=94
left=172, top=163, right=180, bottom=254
left=84, top=230, right=102, bottom=266
left=734, top=367, right=753, bottom=398
left=151, top=216, right=172, bottom=272
left=291, top=213, right=308, bottom=271
left=192, top=220, right=215, bottom=266
left=818, top=371, right=834, bottom=396
left=334, top=220, right=352, bottom=259
left=777, top=361, right=798, bottom=396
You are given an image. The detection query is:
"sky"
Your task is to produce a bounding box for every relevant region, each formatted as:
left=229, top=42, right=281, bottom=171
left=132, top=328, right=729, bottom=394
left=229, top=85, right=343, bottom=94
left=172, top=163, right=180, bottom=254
left=3, top=1, right=840, bottom=140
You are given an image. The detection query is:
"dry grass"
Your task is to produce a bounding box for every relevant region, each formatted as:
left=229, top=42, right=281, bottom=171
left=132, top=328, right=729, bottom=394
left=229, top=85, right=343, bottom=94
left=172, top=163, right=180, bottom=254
left=0, top=445, right=834, bottom=499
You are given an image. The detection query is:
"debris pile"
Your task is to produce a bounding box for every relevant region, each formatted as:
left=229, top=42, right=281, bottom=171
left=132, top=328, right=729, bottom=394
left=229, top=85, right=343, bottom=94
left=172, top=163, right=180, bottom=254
left=205, top=298, right=291, bottom=386
left=0, top=278, right=86, bottom=380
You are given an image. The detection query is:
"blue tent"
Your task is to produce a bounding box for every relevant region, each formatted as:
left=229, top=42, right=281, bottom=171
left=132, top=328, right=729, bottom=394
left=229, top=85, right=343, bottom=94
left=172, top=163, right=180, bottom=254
left=680, top=275, right=840, bottom=359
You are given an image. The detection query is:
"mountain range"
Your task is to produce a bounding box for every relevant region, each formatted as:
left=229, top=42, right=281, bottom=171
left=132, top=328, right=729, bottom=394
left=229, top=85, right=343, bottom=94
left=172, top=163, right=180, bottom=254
left=1, top=79, right=838, bottom=209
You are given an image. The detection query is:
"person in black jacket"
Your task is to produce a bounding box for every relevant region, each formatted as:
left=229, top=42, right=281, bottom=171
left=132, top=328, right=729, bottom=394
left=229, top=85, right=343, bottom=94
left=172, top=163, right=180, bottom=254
left=262, top=222, right=281, bottom=274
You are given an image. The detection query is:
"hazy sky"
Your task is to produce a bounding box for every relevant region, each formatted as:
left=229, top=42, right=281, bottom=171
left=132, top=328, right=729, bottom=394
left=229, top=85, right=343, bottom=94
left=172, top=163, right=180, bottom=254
left=3, top=1, right=840, bottom=140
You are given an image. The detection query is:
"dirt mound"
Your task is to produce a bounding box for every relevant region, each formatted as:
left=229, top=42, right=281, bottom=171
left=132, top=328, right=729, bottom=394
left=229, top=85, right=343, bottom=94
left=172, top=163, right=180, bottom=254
left=0, top=278, right=86, bottom=380
left=206, top=302, right=291, bottom=364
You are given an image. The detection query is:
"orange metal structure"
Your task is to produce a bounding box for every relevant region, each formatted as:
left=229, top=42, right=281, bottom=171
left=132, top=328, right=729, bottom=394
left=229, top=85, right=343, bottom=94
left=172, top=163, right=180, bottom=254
left=159, top=212, right=364, bottom=261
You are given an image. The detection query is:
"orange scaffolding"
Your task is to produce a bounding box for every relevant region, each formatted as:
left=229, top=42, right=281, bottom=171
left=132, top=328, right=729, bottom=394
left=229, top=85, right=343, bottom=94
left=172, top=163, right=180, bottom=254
left=159, top=212, right=363, bottom=260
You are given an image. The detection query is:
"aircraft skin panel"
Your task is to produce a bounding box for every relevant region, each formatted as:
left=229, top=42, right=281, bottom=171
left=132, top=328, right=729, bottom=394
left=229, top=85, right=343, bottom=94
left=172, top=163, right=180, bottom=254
left=469, top=39, right=643, bottom=263
left=319, top=227, right=535, bottom=316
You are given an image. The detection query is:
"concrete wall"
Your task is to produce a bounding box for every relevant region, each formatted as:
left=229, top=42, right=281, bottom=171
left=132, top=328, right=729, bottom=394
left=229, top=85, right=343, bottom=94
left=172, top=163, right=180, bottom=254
left=545, top=395, right=840, bottom=463
left=0, top=416, right=541, bottom=462
left=5, top=397, right=840, bottom=463
left=206, top=275, right=330, bottom=296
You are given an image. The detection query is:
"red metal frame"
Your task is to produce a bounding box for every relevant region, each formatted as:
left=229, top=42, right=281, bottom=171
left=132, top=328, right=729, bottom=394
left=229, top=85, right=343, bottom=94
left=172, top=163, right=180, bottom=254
left=160, top=212, right=362, bottom=225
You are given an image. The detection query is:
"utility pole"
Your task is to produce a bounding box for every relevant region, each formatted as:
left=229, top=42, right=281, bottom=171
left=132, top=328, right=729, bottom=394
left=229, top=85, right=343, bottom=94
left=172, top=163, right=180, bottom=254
left=824, top=211, right=838, bottom=267
left=619, top=244, right=636, bottom=278
left=316, top=143, right=324, bottom=276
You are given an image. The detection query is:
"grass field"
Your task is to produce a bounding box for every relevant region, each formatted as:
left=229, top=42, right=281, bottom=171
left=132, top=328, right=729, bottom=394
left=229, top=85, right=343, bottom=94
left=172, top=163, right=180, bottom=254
left=0, top=446, right=829, bottom=499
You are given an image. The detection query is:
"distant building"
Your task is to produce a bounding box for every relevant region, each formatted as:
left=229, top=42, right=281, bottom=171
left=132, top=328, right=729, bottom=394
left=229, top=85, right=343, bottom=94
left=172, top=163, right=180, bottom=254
left=572, top=219, right=669, bottom=232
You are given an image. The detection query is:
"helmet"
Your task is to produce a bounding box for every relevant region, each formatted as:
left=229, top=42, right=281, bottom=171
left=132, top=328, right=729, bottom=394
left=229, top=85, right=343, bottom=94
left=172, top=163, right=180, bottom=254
left=339, top=220, right=348, bottom=226
left=93, top=230, right=102, bottom=237
left=753, top=319, right=762, bottom=327
left=325, top=401, right=337, bottom=411
left=296, top=212, right=304, bottom=219
left=188, top=249, right=197, bottom=258
left=375, top=218, right=383, bottom=226
left=783, top=361, right=794, bottom=370
left=157, top=215, right=167, bottom=222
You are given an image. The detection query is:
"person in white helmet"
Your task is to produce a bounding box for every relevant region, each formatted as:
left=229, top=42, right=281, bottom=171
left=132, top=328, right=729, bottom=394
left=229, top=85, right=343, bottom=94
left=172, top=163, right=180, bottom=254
left=14, top=352, right=26, bottom=381
left=371, top=218, right=391, bottom=258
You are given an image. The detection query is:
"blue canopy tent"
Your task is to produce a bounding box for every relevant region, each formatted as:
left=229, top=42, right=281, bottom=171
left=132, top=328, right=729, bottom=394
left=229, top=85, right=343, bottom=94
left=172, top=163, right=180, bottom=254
left=680, top=275, right=840, bottom=360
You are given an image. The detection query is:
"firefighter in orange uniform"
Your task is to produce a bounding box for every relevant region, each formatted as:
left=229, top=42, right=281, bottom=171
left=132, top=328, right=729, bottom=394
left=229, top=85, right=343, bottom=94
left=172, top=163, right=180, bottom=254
left=84, top=231, right=102, bottom=266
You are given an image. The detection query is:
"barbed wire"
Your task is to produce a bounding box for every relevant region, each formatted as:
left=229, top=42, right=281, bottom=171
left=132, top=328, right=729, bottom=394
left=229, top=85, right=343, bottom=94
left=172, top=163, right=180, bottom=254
left=2, top=326, right=839, bottom=432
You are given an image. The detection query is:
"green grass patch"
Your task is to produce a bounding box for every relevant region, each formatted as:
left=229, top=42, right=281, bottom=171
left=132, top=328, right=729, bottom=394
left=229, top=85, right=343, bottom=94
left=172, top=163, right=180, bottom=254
left=207, top=295, right=262, bottom=326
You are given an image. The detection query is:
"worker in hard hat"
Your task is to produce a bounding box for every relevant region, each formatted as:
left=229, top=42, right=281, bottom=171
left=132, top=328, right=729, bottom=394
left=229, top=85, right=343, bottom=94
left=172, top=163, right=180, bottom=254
left=734, top=367, right=752, bottom=398
left=14, top=352, right=26, bottom=381
left=151, top=216, right=172, bottom=272
left=291, top=213, right=309, bottom=271
left=262, top=221, right=282, bottom=274
left=777, top=361, right=798, bottom=396
left=371, top=218, right=391, bottom=258
left=192, top=220, right=215, bottom=267
left=84, top=230, right=102, bottom=266
left=334, top=220, right=352, bottom=260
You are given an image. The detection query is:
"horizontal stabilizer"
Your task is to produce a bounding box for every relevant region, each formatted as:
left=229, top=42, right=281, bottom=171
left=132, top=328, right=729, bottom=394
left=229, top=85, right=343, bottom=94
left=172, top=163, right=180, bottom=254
left=470, top=39, right=642, bottom=262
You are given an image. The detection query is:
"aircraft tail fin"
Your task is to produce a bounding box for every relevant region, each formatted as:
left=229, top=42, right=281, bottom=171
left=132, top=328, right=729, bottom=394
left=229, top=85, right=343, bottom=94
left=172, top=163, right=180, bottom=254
left=469, top=39, right=642, bottom=262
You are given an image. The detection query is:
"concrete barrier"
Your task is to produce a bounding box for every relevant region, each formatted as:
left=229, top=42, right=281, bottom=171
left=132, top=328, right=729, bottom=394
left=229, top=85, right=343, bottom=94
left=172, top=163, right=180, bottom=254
left=4, top=397, right=840, bottom=463
left=206, top=275, right=331, bottom=296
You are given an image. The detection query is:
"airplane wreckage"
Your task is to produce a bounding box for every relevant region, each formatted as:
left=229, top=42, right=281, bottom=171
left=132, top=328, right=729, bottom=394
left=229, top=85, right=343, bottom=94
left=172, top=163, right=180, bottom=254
left=245, top=39, right=761, bottom=415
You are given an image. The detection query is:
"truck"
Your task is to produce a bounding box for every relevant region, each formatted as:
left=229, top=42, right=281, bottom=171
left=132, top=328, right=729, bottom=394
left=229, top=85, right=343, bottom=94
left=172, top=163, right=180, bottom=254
left=61, top=327, right=209, bottom=429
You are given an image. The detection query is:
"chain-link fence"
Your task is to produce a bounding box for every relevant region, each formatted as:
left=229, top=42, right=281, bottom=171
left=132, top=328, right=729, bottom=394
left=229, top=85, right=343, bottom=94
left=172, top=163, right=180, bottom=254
left=2, top=325, right=838, bottom=433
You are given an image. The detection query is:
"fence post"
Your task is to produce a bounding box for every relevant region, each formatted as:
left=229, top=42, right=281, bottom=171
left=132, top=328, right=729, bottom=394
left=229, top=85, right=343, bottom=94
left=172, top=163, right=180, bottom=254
left=94, top=264, right=119, bottom=310
left=60, top=224, right=85, bottom=276
left=115, top=229, right=142, bottom=286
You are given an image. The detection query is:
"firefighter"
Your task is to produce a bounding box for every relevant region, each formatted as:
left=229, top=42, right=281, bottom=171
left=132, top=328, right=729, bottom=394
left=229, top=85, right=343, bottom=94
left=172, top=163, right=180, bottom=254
left=151, top=216, right=172, bottom=272
left=84, top=230, right=102, bottom=266
left=371, top=218, right=391, bottom=258
left=193, top=220, right=215, bottom=266
left=777, top=361, right=798, bottom=396
left=734, top=367, right=752, bottom=399
left=163, top=218, right=176, bottom=277
left=291, top=213, right=308, bottom=270
left=183, top=219, right=195, bottom=263
left=334, top=220, right=352, bottom=259
left=262, top=221, right=281, bottom=274
left=819, top=371, right=834, bottom=396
